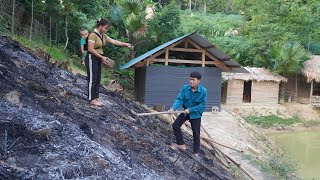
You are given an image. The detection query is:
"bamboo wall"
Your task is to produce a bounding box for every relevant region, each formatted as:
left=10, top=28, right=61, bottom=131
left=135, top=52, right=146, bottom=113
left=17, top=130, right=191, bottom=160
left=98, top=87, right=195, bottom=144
left=225, top=80, right=244, bottom=104
left=285, top=74, right=311, bottom=103
left=225, top=80, right=280, bottom=105
left=251, top=81, right=280, bottom=104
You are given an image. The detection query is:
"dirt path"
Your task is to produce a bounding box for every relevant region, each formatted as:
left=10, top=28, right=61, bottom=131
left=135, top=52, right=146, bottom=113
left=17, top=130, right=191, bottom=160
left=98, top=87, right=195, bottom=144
left=200, top=109, right=275, bottom=180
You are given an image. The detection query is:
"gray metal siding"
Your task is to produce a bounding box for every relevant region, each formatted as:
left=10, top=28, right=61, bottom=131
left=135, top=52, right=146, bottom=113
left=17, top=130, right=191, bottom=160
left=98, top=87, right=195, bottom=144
left=134, top=67, right=146, bottom=103
left=143, top=66, right=221, bottom=111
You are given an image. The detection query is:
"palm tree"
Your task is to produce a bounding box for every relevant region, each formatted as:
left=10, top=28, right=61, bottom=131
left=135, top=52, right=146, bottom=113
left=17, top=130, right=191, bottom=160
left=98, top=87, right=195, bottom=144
left=255, top=42, right=309, bottom=74
left=254, top=41, right=310, bottom=102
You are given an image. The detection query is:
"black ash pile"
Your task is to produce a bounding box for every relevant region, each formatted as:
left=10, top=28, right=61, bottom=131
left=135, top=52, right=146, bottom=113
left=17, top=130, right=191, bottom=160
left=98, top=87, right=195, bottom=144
left=0, top=36, right=233, bottom=180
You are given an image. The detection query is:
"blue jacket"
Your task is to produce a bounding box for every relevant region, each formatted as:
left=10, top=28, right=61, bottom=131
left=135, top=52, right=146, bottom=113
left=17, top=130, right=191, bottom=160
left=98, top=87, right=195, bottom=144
left=172, top=84, right=207, bottom=119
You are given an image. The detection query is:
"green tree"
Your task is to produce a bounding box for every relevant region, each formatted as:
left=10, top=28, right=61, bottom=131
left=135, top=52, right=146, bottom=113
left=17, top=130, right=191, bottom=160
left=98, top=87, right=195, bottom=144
left=254, top=42, right=309, bottom=74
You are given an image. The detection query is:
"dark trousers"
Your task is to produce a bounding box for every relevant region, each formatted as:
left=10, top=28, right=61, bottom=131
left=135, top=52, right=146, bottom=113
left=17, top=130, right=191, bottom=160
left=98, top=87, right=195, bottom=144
left=85, top=54, right=101, bottom=100
left=172, top=113, right=201, bottom=153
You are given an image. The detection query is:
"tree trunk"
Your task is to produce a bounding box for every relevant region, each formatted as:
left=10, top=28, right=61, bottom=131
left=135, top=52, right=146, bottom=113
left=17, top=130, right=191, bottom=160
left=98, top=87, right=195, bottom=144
left=226, top=0, right=232, bottom=13
left=29, top=0, right=33, bottom=41
left=49, top=16, right=52, bottom=46
left=63, top=17, right=69, bottom=51
left=55, top=22, right=58, bottom=44
left=189, top=0, right=192, bottom=11
left=295, top=72, right=298, bottom=97
left=279, top=81, right=285, bottom=104
left=203, top=0, right=206, bottom=14
left=11, top=0, right=15, bottom=34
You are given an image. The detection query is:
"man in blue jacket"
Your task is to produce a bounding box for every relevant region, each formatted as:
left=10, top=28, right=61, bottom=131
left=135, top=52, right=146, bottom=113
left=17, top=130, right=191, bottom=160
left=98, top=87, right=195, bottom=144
left=169, top=72, right=207, bottom=157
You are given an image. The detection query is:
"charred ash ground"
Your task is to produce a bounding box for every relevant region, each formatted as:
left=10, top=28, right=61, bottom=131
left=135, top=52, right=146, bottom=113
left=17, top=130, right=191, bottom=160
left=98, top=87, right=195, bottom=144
left=0, top=36, right=233, bottom=180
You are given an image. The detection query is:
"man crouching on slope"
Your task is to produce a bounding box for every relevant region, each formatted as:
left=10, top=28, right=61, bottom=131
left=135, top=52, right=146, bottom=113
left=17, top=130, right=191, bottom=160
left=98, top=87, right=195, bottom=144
left=169, top=72, right=207, bottom=157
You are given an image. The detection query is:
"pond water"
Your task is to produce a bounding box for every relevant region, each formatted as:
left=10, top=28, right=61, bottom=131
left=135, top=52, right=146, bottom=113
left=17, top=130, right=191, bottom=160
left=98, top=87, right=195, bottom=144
left=269, top=130, right=320, bottom=179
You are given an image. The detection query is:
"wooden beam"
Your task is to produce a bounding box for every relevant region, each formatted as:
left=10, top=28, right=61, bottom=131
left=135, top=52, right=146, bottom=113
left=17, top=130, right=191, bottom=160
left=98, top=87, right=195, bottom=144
left=134, top=61, right=147, bottom=68
left=205, top=52, right=231, bottom=71
left=152, top=58, right=219, bottom=65
left=146, top=58, right=150, bottom=66
left=205, top=52, right=219, bottom=61
left=187, top=38, right=202, bottom=49
left=169, top=47, right=203, bottom=53
left=184, top=39, right=189, bottom=48
left=149, top=49, right=165, bottom=60
left=202, top=49, right=206, bottom=67
left=168, top=38, right=187, bottom=48
left=165, top=48, right=169, bottom=65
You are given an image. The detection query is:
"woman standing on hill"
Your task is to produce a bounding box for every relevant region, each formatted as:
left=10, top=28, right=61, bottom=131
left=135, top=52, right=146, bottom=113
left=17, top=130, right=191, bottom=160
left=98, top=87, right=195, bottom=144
left=86, top=18, right=132, bottom=106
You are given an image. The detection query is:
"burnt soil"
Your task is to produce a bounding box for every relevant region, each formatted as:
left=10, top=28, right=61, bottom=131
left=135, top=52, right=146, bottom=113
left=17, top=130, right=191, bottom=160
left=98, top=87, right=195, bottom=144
left=0, top=36, right=233, bottom=180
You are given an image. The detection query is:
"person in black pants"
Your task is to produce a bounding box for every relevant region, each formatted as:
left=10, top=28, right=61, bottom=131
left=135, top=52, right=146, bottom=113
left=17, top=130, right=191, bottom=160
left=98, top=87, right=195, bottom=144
left=169, top=72, right=207, bottom=157
left=86, top=18, right=132, bottom=106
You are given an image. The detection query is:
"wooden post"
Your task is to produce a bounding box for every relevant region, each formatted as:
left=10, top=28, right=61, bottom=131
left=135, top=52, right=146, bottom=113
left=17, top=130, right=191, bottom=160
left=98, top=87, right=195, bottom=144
left=310, top=80, right=314, bottom=103
left=165, top=48, right=169, bottom=65
left=184, top=39, right=188, bottom=48
left=202, top=49, right=206, bottom=67
left=146, top=58, right=150, bottom=66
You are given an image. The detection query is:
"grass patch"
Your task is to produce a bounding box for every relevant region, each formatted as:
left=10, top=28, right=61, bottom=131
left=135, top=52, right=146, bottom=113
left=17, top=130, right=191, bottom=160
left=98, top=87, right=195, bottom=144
left=245, top=115, right=300, bottom=128
left=301, top=120, right=320, bottom=127
left=249, top=154, right=297, bottom=179
left=46, top=47, right=67, bottom=61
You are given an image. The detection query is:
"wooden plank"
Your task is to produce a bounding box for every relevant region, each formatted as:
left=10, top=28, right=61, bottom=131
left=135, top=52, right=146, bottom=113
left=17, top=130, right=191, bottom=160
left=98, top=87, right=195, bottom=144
left=134, top=61, right=147, bottom=68
left=168, top=38, right=186, bottom=48
left=134, top=50, right=164, bottom=68
left=187, top=38, right=202, bottom=49
left=205, top=52, right=231, bottom=71
left=165, top=48, right=169, bottom=65
left=202, top=49, right=206, bottom=67
left=169, top=47, right=202, bottom=53
left=153, top=58, right=218, bottom=65
left=146, top=58, right=150, bottom=66
left=205, top=52, right=219, bottom=61
left=149, top=49, right=165, bottom=60
left=184, top=39, right=188, bottom=48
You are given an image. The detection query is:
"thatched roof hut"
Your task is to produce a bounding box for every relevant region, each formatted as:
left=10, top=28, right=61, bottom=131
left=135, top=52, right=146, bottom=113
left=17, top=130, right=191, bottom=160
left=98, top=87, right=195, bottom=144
left=222, top=67, right=287, bottom=82
left=302, top=55, right=320, bottom=83
left=221, top=67, right=287, bottom=105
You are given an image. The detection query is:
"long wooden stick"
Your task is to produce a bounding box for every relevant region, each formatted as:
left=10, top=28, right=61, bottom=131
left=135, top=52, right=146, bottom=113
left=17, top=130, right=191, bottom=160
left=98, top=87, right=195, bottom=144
left=183, top=123, right=230, bottom=169
left=201, top=137, right=243, bottom=153
left=201, top=125, right=256, bottom=180
left=137, top=111, right=184, bottom=116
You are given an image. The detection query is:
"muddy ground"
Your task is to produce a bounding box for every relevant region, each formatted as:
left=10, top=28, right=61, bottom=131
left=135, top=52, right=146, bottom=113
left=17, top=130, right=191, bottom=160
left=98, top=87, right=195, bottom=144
left=0, top=36, right=233, bottom=179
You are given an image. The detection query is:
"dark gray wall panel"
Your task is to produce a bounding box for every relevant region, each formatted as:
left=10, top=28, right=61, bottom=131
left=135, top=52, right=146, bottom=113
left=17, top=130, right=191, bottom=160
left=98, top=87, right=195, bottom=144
left=134, top=67, right=146, bottom=102
left=143, top=66, right=221, bottom=111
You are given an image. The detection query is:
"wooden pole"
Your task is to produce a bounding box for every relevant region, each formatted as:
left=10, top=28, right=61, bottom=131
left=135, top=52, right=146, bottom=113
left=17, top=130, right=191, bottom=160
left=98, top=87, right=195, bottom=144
left=183, top=123, right=230, bottom=169
left=201, top=125, right=256, bottom=180
left=184, top=39, right=188, bottom=48
left=310, top=80, right=314, bottom=103
left=201, top=137, right=243, bottom=153
left=165, top=48, right=169, bottom=66
left=202, top=49, right=206, bottom=67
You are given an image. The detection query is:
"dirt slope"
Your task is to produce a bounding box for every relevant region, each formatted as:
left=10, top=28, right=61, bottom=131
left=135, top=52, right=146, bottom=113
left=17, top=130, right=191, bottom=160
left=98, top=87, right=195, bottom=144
left=0, top=36, right=233, bottom=179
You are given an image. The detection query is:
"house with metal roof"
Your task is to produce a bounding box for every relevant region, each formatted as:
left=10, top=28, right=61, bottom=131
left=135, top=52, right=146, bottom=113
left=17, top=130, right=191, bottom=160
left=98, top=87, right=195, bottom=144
left=120, top=32, right=245, bottom=111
